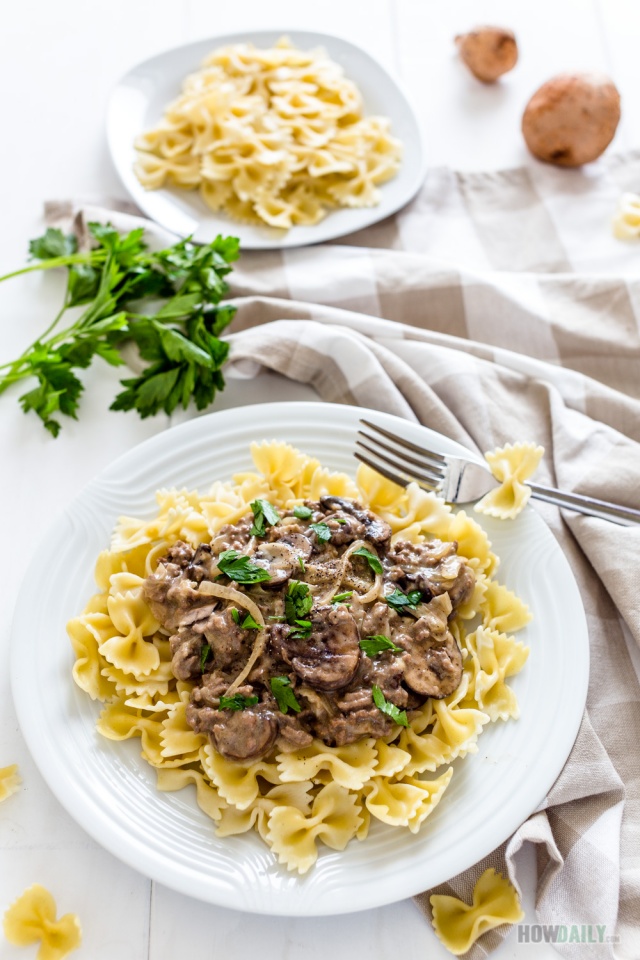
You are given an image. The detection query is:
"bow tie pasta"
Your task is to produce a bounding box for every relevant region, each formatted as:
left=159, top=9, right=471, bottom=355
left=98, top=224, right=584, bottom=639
left=68, top=441, right=530, bottom=874
left=134, top=37, right=402, bottom=230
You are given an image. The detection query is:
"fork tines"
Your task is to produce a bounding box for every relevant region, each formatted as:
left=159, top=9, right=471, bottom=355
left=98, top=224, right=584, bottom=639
left=356, top=419, right=446, bottom=493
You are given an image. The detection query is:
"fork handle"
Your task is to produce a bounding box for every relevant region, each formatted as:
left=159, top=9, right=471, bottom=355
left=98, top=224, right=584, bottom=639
left=529, top=482, right=640, bottom=527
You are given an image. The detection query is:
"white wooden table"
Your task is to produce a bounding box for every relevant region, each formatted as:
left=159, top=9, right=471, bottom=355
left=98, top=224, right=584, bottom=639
left=1, top=1, right=637, bottom=957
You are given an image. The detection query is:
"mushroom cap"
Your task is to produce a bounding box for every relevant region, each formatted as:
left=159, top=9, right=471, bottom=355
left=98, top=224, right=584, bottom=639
left=455, top=26, right=518, bottom=83
left=522, top=72, right=621, bottom=167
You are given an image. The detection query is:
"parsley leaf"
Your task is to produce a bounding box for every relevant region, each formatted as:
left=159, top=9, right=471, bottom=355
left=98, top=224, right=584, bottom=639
left=219, top=693, right=259, bottom=711
left=298, top=556, right=305, bottom=573
left=241, top=613, right=261, bottom=630
left=310, top=522, right=331, bottom=543
left=270, top=676, right=301, bottom=714
left=200, top=642, right=211, bottom=672
left=225, top=605, right=260, bottom=631
left=289, top=619, right=312, bottom=640
left=351, top=546, right=383, bottom=575
left=371, top=685, right=409, bottom=727
left=359, top=635, right=403, bottom=657
left=29, top=228, right=77, bottom=260
left=216, top=550, right=271, bottom=584
left=285, top=580, right=313, bottom=621
left=385, top=589, right=423, bottom=612
left=333, top=591, right=353, bottom=603
left=293, top=505, right=313, bottom=520
left=249, top=498, right=281, bottom=537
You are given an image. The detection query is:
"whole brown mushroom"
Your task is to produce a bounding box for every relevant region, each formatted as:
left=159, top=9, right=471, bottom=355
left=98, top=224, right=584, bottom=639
left=522, top=73, right=621, bottom=167
left=455, top=26, right=518, bottom=83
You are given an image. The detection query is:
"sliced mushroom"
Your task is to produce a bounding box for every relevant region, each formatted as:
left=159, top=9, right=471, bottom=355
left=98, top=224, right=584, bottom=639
left=251, top=541, right=304, bottom=587
left=270, top=604, right=360, bottom=691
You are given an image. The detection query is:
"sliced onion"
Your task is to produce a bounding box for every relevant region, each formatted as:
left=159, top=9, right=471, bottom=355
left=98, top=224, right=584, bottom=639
left=197, top=581, right=267, bottom=694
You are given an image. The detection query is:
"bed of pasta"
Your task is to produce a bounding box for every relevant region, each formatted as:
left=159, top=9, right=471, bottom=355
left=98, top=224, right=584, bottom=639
left=134, top=37, right=403, bottom=229
left=67, top=442, right=530, bottom=874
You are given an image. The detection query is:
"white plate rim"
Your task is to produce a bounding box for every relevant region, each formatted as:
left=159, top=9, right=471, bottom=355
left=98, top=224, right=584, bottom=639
left=106, top=29, right=426, bottom=250
left=10, top=402, right=589, bottom=915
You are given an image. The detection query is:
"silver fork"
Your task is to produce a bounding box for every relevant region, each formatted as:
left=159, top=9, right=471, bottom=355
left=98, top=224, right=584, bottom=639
left=356, top=419, right=640, bottom=527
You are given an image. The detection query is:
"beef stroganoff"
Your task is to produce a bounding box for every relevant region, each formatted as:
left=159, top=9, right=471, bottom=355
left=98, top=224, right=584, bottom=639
left=68, top=442, right=530, bottom=873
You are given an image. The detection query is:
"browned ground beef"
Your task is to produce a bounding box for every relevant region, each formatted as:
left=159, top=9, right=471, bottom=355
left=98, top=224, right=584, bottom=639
left=143, top=495, right=475, bottom=763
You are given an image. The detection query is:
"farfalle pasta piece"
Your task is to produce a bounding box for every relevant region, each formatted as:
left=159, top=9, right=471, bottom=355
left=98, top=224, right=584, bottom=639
left=466, top=628, right=530, bottom=721
left=96, top=701, right=166, bottom=766
left=446, top=510, right=497, bottom=575
left=276, top=738, right=377, bottom=791
left=156, top=768, right=226, bottom=822
left=612, top=192, right=640, bottom=240
left=67, top=614, right=117, bottom=701
left=201, top=743, right=281, bottom=810
left=364, top=768, right=452, bottom=828
left=373, top=741, right=411, bottom=778
left=481, top=580, right=532, bottom=633
left=98, top=588, right=160, bottom=677
left=267, top=781, right=362, bottom=874
left=159, top=701, right=207, bottom=761
left=216, top=782, right=313, bottom=841
left=430, top=868, right=524, bottom=956
left=0, top=764, right=21, bottom=802
left=356, top=462, right=406, bottom=513
left=475, top=442, right=544, bottom=520
left=3, top=884, right=82, bottom=960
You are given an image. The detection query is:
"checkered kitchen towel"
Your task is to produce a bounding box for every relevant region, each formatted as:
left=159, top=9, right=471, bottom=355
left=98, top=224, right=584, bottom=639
left=50, top=151, right=640, bottom=959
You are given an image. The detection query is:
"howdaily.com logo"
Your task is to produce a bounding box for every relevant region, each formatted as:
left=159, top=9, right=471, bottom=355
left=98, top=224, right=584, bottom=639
left=517, top=924, right=619, bottom=945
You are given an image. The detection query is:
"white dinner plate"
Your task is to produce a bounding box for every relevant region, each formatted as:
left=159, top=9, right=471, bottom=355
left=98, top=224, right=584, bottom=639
left=106, top=31, right=426, bottom=249
left=11, top=402, right=588, bottom=916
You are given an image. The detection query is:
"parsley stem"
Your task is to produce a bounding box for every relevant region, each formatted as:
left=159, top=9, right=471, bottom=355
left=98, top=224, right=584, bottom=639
left=0, top=251, right=105, bottom=283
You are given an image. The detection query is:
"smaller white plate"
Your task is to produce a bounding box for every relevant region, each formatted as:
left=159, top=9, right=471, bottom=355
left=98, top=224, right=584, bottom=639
left=107, top=30, right=426, bottom=249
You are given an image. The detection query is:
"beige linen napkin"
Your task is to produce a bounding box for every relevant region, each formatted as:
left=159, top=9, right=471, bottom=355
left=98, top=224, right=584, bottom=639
left=49, top=153, right=640, bottom=958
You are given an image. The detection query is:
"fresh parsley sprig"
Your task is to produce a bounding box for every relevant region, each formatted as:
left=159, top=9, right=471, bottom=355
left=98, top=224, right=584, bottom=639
left=385, top=588, right=422, bottom=612
left=0, top=224, right=239, bottom=436
left=200, top=642, right=211, bottom=672
left=310, top=522, right=331, bottom=543
left=230, top=608, right=261, bottom=629
left=351, top=546, right=383, bottom=575
left=218, top=693, right=259, bottom=711
left=270, top=676, right=301, bottom=714
left=359, top=635, right=403, bottom=657
left=249, top=499, right=281, bottom=537
left=284, top=580, right=313, bottom=621
left=293, top=505, right=313, bottom=520
left=371, top=685, right=409, bottom=727
left=216, top=550, right=271, bottom=584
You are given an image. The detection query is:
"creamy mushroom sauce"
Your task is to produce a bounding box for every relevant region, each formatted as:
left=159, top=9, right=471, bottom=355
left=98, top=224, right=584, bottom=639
left=144, top=496, right=475, bottom=763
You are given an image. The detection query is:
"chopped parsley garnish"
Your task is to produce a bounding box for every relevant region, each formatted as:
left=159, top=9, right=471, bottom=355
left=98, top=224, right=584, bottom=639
left=385, top=588, right=422, bottom=612
left=249, top=498, right=281, bottom=537
left=230, top=607, right=260, bottom=629
left=268, top=615, right=286, bottom=621
left=218, top=693, right=259, bottom=711
left=270, top=676, right=301, bottom=714
left=216, top=549, right=271, bottom=584
left=310, top=522, right=331, bottom=543
left=351, top=546, right=383, bottom=575
left=371, top=685, right=409, bottom=727
left=293, top=505, right=313, bottom=520
left=285, top=580, right=313, bottom=621
left=289, top=619, right=312, bottom=640
left=335, top=518, right=347, bottom=525
left=200, top=642, right=211, bottom=673
left=360, top=635, right=403, bottom=657
left=298, top=556, right=306, bottom=573
left=333, top=591, right=353, bottom=603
